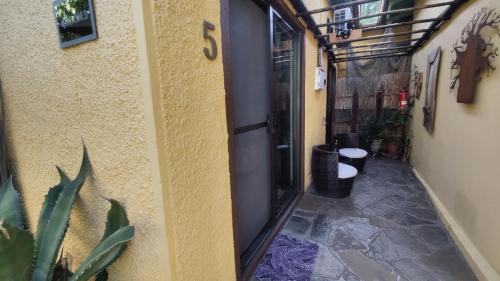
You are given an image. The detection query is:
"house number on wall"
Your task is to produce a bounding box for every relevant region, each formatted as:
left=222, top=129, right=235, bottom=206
left=203, top=21, right=218, bottom=60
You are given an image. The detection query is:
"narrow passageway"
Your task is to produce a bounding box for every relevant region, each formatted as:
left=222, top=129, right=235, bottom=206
left=252, top=158, right=477, bottom=281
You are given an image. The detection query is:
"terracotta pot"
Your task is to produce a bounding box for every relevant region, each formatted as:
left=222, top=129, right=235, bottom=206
left=387, top=142, right=399, bottom=156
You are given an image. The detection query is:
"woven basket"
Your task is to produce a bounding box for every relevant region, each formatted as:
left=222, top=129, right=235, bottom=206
left=312, top=144, right=356, bottom=198
left=311, top=144, right=338, bottom=193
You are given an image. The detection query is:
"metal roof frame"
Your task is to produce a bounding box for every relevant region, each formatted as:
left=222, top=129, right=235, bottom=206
left=290, top=0, right=469, bottom=63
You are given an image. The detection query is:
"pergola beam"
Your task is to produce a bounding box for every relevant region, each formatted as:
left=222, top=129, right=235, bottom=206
left=296, top=0, right=375, bottom=17
left=288, top=0, right=333, bottom=60
left=335, top=45, right=413, bottom=56
left=291, top=0, right=468, bottom=62
left=411, top=0, right=469, bottom=53
left=335, top=52, right=410, bottom=63
left=313, top=0, right=459, bottom=29
left=316, top=16, right=442, bottom=39
left=329, top=38, right=419, bottom=52
left=362, top=17, right=442, bottom=32
left=327, top=29, right=429, bottom=45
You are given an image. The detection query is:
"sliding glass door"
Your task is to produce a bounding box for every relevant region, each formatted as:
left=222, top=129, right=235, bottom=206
left=229, top=0, right=303, bottom=273
left=270, top=8, right=301, bottom=215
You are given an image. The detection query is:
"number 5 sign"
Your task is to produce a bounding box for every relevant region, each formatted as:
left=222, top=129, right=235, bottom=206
left=203, top=21, right=218, bottom=60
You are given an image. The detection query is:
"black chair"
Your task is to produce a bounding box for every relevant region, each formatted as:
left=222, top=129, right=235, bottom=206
left=334, top=133, right=368, bottom=173
left=311, top=145, right=358, bottom=198
left=335, top=132, right=360, bottom=148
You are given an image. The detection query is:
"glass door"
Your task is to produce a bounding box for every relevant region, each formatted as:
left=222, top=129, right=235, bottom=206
left=229, top=0, right=303, bottom=273
left=270, top=8, right=301, bottom=216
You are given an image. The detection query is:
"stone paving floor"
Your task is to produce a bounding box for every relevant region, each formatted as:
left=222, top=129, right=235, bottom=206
left=254, top=157, right=478, bottom=281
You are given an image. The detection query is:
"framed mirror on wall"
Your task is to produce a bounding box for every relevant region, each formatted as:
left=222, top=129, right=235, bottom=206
left=52, top=0, right=98, bottom=48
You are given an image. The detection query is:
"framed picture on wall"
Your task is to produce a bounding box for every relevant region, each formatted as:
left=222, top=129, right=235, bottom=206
left=52, top=0, right=98, bottom=48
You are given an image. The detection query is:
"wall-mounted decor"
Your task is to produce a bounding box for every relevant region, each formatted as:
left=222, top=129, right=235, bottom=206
left=423, top=47, right=441, bottom=133
left=52, top=0, right=98, bottom=48
left=412, top=65, right=423, bottom=100
left=450, top=7, right=500, bottom=104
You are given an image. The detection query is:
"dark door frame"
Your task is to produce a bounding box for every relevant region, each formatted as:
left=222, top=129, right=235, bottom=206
left=326, top=63, right=337, bottom=144
left=220, top=0, right=305, bottom=280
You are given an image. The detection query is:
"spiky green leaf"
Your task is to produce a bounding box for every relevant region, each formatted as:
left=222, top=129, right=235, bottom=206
left=35, top=166, right=70, bottom=250
left=70, top=226, right=134, bottom=281
left=0, top=177, right=24, bottom=228
left=102, top=199, right=129, bottom=241
left=88, top=200, right=130, bottom=281
left=32, top=146, right=91, bottom=281
left=93, top=199, right=131, bottom=277
left=0, top=221, right=34, bottom=281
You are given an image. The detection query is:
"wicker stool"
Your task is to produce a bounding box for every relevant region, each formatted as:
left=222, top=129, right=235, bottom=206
left=312, top=145, right=358, bottom=198
left=339, top=148, right=368, bottom=173
left=336, top=163, right=358, bottom=198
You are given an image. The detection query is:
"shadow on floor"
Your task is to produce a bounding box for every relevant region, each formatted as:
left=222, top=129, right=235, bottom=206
left=252, top=157, right=478, bottom=281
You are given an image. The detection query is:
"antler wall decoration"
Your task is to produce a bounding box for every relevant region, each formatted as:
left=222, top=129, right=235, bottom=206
left=450, top=7, right=500, bottom=104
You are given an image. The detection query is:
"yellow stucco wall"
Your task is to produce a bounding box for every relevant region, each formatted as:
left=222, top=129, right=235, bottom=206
left=0, top=1, right=171, bottom=281
left=410, top=0, right=500, bottom=279
left=142, top=0, right=236, bottom=280
left=147, top=0, right=330, bottom=278
left=0, top=0, right=330, bottom=280
left=304, top=30, right=329, bottom=187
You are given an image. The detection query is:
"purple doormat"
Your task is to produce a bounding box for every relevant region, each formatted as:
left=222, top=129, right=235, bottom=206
left=254, top=235, right=319, bottom=281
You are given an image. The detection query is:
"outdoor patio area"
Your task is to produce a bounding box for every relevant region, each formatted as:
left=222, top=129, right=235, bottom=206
left=252, top=158, right=478, bottom=281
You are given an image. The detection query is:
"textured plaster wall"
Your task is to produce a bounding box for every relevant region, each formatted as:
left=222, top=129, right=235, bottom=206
left=0, top=0, right=334, bottom=280
left=0, top=0, right=170, bottom=280
left=144, top=1, right=237, bottom=280
left=144, top=0, right=330, bottom=279
left=410, top=0, right=500, bottom=278
left=304, top=30, right=329, bottom=187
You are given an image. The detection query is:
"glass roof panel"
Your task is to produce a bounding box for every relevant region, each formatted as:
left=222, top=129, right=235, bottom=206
left=359, top=1, right=381, bottom=26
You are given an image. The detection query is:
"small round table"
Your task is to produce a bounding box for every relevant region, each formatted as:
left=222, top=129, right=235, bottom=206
left=338, top=163, right=358, bottom=179
left=333, top=163, right=358, bottom=198
left=339, top=148, right=368, bottom=173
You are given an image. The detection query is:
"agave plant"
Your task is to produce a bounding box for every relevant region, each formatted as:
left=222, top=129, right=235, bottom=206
left=0, top=146, right=134, bottom=281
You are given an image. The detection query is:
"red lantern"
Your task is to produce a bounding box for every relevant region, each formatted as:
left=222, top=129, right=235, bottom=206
left=398, top=89, right=409, bottom=110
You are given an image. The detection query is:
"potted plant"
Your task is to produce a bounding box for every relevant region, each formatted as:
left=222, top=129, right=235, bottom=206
left=385, top=136, right=401, bottom=156
left=0, top=145, right=134, bottom=281
left=401, top=135, right=413, bottom=162
left=362, top=116, right=385, bottom=155
left=382, top=109, right=409, bottom=157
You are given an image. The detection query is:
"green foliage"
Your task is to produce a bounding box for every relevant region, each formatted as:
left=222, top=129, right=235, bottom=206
left=362, top=116, right=385, bottom=143
left=70, top=199, right=132, bottom=281
left=359, top=1, right=381, bottom=26
left=35, top=167, right=69, bottom=253
left=32, top=147, right=91, bottom=281
left=382, top=109, right=409, bottom=129
left=55, top=0, right=88, bottom=20
left=0, top=221, right=34, bottom=281
left=361, top=107, right=414, bottom=147
left=71, top=225, right=134, bottom=281
left=381, top=109, right=412, bottom=146
left=0, top=177, right=24, bottom=229
left=0, top=145, right=134, bottom=281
